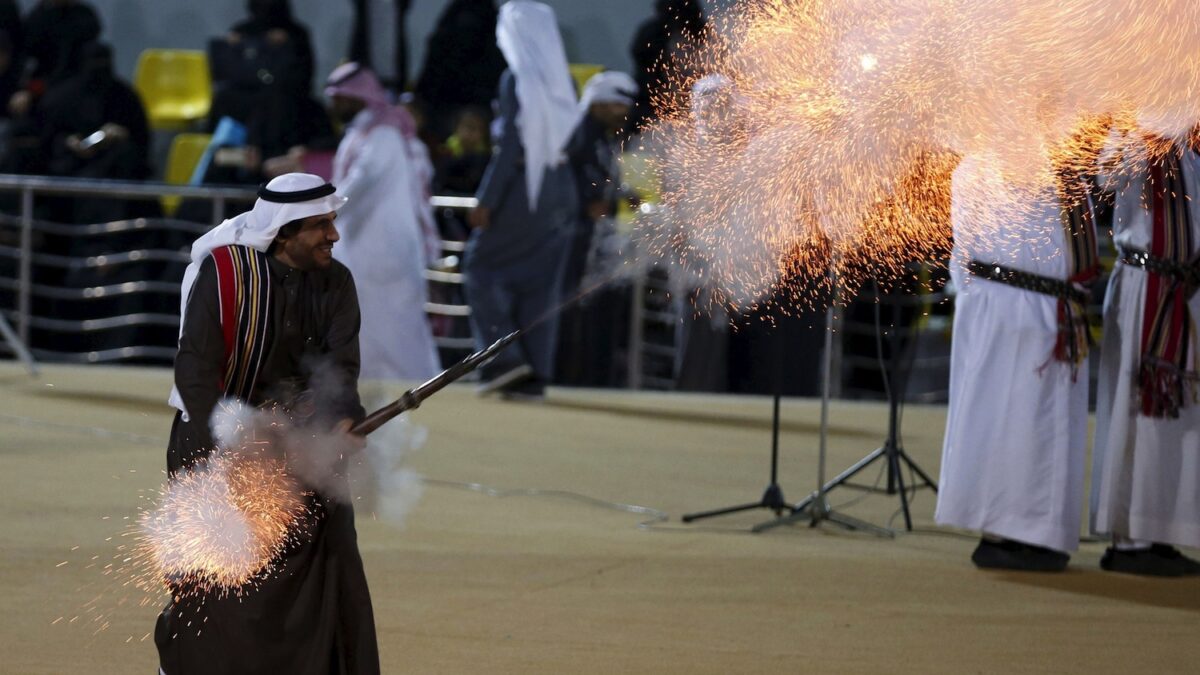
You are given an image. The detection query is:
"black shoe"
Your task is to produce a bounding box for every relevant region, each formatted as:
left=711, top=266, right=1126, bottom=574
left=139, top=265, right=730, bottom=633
left=971, top=537, right=1069, bottom=572
left=499, top=377, right=545, bottom=402
left=1100, top=544, right=1200, bottom=577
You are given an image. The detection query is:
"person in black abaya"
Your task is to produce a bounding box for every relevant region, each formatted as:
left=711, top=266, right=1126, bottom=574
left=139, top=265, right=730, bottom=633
left=18, top=0, right=100, bottom=87
left=208, top=0, right=316, bottom=132
left=3, top=0, right=100, bottom=172
left=197, top=0, right=333, bottom=201
left=628, top=0, right=706, bottom=133
left=32, top=42, right=160, bottom=353
left=229, top=0, right=314, bottom=93
left=0, top=0, right=22, bottom=121
left=414, top=0, right=505, bottom=139
left=38, top=42, right=153, bottom=223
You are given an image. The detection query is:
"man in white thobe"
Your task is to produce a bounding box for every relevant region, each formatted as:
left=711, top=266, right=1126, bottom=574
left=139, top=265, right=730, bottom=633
left=1090, top=130, right=1200, bottom=576
left=936, top=154, right=1098, bottom=571
left=325, top=63, right=442, bottom=382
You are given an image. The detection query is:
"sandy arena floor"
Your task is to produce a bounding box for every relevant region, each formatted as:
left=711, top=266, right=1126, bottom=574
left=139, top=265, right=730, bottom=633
left=0, top=362, right=1197, bottom=674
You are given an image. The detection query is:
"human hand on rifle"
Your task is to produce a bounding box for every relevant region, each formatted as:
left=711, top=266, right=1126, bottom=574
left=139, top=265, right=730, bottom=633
left=334, top=418, right=366, bottom=453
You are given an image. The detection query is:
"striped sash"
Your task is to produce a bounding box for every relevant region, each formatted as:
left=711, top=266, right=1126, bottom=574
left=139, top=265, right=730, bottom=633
left=210, top=245, right=274, bottom=402
left=1053, top=173, right=1100, bottom=373
left=1138, top=152, right=1199, bottom=418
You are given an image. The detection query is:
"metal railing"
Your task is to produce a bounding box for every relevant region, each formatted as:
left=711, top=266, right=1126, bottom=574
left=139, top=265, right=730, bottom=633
left=0, top=174, right=993, bottom=403
left=0, top=173, right=478, bottom=365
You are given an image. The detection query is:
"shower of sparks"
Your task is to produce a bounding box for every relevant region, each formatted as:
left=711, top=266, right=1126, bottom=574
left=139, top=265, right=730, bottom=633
left=120, top=401, right=329, bottom=602
left=56, top=396, right=424, bottom=643
left=132, top=449, right=311, bottom=597
left=638, top=0, right=1200, bottom=312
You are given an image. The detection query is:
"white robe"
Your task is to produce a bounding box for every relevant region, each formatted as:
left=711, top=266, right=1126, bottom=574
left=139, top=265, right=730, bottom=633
left=1090, top=144, right=1200, bottom=549
left=333, top=109, right=441, bottom=382
left=935, top=156, right=1089, bottom=553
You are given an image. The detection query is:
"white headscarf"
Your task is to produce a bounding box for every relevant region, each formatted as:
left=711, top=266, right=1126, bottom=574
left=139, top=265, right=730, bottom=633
left=496, top=0, right=577, bottom=207
left=168, top=173, right=348, bottom=418
left=690, top=74, right=744, bottom=142
left=691, top=74, right=735, bottom=117
left=579, top=71, right=638, bottom=111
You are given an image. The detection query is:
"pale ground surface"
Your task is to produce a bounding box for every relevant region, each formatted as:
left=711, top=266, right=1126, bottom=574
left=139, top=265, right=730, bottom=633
left=0, top=362, right=1197, bottom=674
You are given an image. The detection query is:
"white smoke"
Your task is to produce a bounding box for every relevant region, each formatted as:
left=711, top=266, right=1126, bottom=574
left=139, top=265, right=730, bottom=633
left=349, top=412, right=427, bottom=526
left=208, top=395, right=427, bottom=526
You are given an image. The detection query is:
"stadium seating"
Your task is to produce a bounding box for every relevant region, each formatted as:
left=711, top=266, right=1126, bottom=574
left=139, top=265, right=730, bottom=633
left=161, top=133, right=212, bottom=216
left=569, top=63, right=605, bottom=96
left=134, top=49, right=212, bottom=131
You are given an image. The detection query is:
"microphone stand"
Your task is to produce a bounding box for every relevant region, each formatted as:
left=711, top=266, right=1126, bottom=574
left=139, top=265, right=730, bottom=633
left=680, top=320, right=793, bottom=524
left=754, top=264, right=893, bottom=536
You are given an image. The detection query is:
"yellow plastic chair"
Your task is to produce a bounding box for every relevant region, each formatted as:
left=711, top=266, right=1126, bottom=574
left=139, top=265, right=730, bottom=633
left=134, top=49, right=212, bottom=131
left=569, top=63, right=606, bottom=96
left=161, top=133, right=212, bottom=216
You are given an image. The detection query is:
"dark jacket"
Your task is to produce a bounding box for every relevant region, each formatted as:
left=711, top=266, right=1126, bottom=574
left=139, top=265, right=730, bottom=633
left=469, top=69, right=578, bottom=268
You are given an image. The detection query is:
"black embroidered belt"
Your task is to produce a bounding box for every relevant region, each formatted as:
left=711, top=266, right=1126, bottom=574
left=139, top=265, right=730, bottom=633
left=966, top=260, right=1090, bottom=305
left=1119, top=247, right=1200, bottom=295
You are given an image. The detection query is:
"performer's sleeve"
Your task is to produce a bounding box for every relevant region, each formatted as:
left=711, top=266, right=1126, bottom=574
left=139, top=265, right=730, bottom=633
left=325, top=269, right=366, bottom=423
left=336, top=126, right=405, bottom=203
left=174, top=257, right=224, bottom=446
left=475, top=70, right=521, bottom=212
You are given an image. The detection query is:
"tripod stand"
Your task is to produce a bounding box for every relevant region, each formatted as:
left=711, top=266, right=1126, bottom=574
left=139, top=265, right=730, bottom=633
left=680, top=319, right=792, bottom=523
left=755, top=278, right=935, bottom=534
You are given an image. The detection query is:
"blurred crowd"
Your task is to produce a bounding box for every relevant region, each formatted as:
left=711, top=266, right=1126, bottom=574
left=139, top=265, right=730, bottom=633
left=0, top=0, right=701, bottom=211
left=0, top=0, right=806, bottom=395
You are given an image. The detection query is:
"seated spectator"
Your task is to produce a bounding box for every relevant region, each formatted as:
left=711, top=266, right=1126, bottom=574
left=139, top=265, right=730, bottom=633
left=628, top=0, right=706, bottom=134
left=37, top=42, right=154, bottom=223
left=208, top=0, right=315, bottom=131
left=192, top=0, right=333, bottom=193
left=244, top=88, right=336, bottom=175
left=0, top=0, right=21, bottom=122
left=0, top=9, right=18, bottom=167
left=230, top=0, right=314, bottom=88
left=415, top=0, right=506, bottom=139
left=435, top=105, right=491, bottom=195
left=11, top=0, right=100, bottom=113
left=3, top=0, right=99, bottom=172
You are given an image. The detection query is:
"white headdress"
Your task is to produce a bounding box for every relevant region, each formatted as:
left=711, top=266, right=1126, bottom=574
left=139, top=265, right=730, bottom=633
left=167, top=173, right=348, bottom=418
left=579, top=71, right=638, bottom=111
left=496, top=0, right=578, bottom=208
